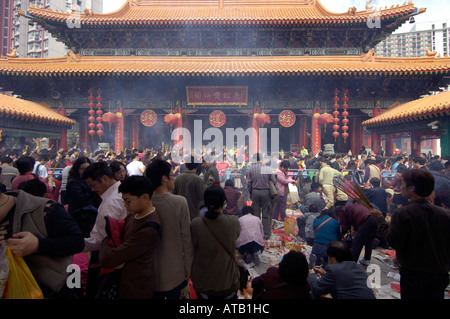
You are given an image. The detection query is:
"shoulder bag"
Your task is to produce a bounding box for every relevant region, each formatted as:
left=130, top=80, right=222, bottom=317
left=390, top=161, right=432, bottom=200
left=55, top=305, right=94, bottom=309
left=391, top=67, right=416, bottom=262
left=202, top=217, right=249, bottom=292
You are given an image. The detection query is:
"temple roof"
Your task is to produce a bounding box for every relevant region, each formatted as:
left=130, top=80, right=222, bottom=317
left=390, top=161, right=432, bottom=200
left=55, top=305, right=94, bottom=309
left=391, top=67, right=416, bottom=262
left=1, top=53, right=449, bottom=77
left=23, top=0, right=423, bottom=26
left=362, top=90, right=450, bottom=127
left=0, top=93, right=76, bottom=126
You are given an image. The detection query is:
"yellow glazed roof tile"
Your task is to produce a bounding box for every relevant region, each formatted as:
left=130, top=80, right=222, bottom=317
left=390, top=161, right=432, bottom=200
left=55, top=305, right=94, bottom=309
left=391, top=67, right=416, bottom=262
left=0, top=93, right=76, bottom=126
left=1, top=54, right=449, bottom=76
left=24, top=0, right=422, bottom=25
left=362, top=90, right=450, bottom=127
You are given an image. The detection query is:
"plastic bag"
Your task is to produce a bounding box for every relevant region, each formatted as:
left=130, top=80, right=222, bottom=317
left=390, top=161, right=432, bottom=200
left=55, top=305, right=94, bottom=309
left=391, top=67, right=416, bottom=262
left=0, top=245, right=9, bottom=298
left=2, top=245, right=43, bottom=299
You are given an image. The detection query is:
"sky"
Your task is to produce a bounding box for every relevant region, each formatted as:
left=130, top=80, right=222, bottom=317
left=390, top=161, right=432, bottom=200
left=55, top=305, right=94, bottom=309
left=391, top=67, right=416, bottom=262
left=103, top=0, right=449, bottom=28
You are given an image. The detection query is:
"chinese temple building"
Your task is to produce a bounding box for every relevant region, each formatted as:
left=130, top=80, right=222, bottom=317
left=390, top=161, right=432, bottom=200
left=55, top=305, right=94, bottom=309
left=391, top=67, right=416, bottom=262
left=0, top=0, right=449, bottom=156
left=0, top=93, right=75, bottom=148
left=363, top=90, right=450, bottom=158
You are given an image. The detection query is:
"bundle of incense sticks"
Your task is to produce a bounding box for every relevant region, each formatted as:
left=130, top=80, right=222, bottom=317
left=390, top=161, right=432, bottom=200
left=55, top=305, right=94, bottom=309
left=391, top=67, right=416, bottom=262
left=333, top=177, right=373, bottom=209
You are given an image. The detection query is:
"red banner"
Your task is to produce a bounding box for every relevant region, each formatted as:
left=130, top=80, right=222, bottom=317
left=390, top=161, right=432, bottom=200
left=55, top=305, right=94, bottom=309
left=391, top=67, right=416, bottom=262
left=312, top=110, right=321, bottom=154
left=186, top=86, right=248, bottom=105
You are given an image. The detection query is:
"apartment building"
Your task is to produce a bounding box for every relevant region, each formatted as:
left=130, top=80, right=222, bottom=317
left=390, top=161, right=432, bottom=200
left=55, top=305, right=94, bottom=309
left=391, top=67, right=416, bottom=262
left=375, top=20, right=450, bottom=58
left=10, top=0, right=103, bottom=58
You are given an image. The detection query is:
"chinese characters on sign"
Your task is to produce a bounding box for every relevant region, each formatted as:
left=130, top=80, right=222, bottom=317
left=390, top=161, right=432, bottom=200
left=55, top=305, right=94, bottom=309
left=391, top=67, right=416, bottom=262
left=140, top=109, right=158, bottom=127
left=186, top=86, right=248, bottom=105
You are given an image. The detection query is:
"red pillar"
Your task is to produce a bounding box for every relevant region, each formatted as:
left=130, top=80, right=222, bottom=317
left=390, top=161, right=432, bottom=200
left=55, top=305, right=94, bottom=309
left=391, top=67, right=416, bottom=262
left=385, top=134, right=394, bottom=156
left=58, top=107, right=68, bottom=149
left=131, top=116, right=139, bottom=150
left=411, top=131, right=421, bottom=158
left=350, top=116, right=363, bottom=155
left=298, top=116, right=308, bottom=149
left=371, top=108, right=382, bottom=154
left=115, top=108, right=124, bottom=154
left=79, top=115, right=88, bottom=152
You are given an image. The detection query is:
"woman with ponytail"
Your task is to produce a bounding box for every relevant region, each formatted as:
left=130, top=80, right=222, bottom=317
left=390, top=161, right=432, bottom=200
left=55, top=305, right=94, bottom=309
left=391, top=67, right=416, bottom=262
left=190, top=186, right=242, bottom=299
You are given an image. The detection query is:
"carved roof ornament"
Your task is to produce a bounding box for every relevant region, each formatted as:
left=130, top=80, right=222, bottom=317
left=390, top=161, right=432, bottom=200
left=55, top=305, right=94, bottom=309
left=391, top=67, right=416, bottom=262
left=6, top=48, right=17, bottom=58
left=361, top=49, right=376, bottom=62
left=84, top=8, right=94, bottom=17
left=66, top=50, right=81, bottom=62
left=425, top=47, right=438, bottom=58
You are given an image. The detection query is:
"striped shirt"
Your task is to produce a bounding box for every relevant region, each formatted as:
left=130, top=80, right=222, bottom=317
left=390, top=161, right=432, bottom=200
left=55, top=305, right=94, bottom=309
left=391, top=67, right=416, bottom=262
left=246, top=162, right=276, bottom=194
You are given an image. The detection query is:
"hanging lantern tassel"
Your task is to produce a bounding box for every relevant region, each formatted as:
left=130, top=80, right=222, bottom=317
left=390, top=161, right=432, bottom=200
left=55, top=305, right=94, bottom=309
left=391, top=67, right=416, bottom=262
left=332, top=88, right=340, bottom=141
left=96, top=89, right=103, bottom=138
left=88, top=89, right=96, bottom=139
left=341, top=89, right=350, bottom=142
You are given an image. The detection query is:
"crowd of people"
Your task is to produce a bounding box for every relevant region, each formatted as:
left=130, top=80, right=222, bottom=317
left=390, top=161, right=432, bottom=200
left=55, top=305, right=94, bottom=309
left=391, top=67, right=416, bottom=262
left=0, top=143, right=449, bottom=300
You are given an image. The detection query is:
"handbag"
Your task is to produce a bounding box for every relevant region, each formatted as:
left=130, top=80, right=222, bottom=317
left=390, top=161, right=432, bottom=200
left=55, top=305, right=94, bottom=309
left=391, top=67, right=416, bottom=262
left=202, top=217, right=249, bottom=292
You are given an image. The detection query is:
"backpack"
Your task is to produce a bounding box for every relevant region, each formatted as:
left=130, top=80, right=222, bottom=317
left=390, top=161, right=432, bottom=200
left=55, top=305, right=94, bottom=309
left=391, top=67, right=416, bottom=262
left=304, top=213, right=317, bottom=239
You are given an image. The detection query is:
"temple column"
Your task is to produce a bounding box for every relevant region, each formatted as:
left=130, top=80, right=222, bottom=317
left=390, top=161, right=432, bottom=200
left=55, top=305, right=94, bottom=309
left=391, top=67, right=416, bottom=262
left=385, top=134, right=394, bottom=156
left=131, top=116, right=140, bottom=150
left=311, top=108, right=321, bottom=155
left=298, top=116, right=308, bottom=150
left=115, top=107, right=124, bottom=154
left=58, top=107, right=68, bottom=149
left=350, top=116, right=363, bottom=155
left=371, top=108, right=382, bottom=154
left=79, top=115, right=88, bottom=152
left=411, top=131, right=421, bottom=158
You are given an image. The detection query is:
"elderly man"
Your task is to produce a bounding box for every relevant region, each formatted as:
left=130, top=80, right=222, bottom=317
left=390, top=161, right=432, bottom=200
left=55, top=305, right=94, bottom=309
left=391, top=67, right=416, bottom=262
left=318, top=157, right=347, bottom=209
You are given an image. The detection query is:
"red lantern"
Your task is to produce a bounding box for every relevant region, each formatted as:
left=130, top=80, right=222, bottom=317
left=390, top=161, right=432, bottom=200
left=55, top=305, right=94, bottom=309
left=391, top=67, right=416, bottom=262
left=332, top=88, right=340, bottom=140
left=88, top=89, right=96, bottom=139
left=341, top=89, right=350, bottom=142
left=254, top=113, right=270, bottom=125
left=317, top=113, right=333, bottom=125
left=103, top=112, right=118, bottom=131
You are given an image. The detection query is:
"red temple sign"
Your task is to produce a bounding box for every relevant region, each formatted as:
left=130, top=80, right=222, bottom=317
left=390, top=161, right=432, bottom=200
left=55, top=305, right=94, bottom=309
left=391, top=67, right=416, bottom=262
left=186, top=86, right=248, bottom=106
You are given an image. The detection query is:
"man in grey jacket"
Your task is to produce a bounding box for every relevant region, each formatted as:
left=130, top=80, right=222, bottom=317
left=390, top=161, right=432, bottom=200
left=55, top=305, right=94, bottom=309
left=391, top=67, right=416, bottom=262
left=308, top=241, right=375, bottom=299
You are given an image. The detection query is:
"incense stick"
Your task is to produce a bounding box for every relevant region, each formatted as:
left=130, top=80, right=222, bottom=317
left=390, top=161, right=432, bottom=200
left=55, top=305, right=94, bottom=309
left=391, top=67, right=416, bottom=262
left=333, top=177, right=373, bottom=209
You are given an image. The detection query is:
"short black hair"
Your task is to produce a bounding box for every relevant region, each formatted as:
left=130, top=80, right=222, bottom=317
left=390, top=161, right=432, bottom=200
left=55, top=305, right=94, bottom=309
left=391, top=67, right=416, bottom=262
left=225, top=179, right=234, bottom=187
left=241, top=205, right=254, bottom=216
left=145, top=159, right=172, bottom=189
left=413, top=157, right=426, bottom=166
left=369, top=177, right=381, bottom=188
left=402, top=168, right=435, bottom=197
left=81, top=161, right=113, bottom=182
left=279, top=160, right=290, bottom=169
left=327, top=241, right=353, bottom=263
left=18, top=179, right=47, bottom=197
left=185, top=156, right=199, bottom=171
left=118, top=175, right=153, bottom=198
left=310, top=182, right=322, bottom=192
left=278, top=251, right=309, bottom=286
left=15, top=156, right=35, bottom=174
